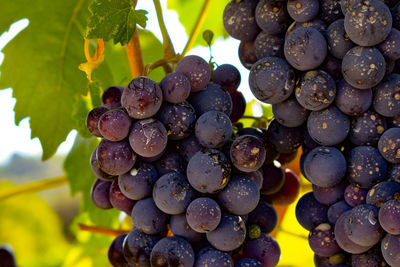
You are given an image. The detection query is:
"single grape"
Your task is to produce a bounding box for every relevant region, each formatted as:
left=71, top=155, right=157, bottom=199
left=160, top=72, right=191, bottom=104
left=320, top=0, right=344, bottom=24
left=287, top=0, right=320, bottom=22
left=230, top=135, right=266, bottom=172
left=309, top=223, right=341, bottom=257
left=212, top=64, right=241, bottom=93
left=98, top=109, right=131, bottom=141
left=90, top=148, right=115, bottom=181
left=272, top=94, right=309, bottom=127
left=131, top=197, right=168, bottom=235
left=254, top=32, right=285, bottom=59
left=102, top=86, right=124, bottom=109
left=378, top=127, right=400, bottom=163
left=129, top=118, right=168, bottom=158
left=381, top=233, right=400, bottom=266
left=255, top=0, right=291, bottom=35
left=108, top=234, right=128, bottom=267
left=109, top=179, right=135, bottom=214
left=243, top=233, right=281, bottom=267
left=379, top=199, right=400, bottom=235
left=121, top=76, right=162, bottom=119
left=348, top=110, right=386, bottom=146
left=266, top=118, right=303, bottom=153
left=351, top=247, right=387, bottom=267
left=155, top=151, right=186, bottom=176
left=326, top=19, right=356, bottom=60
left=312, top=179, right=348, bottom=206
left=263, top=168, right=301, bottom=206
left=195, top=246, right=234, bottom=267
left=260, top=161, right=285, bottom=195
left=344, top=183, right=368, bottom=207
left=170, top=214, right=203, bottom=243
left=179, top=134, right=204, bottom=162
left=373, top=73, right=400, bottom=117
left=150, top=236, right=195, bottom=267
left=247, top=201, right=278, bottom=234
left=195, top=110, right=232, bottom=148
left=175, top=55, right=211, bottom=93
left=327, top=200, right=352, bottom=224
left=86, top=106, right=108, bottom=137
left=91, top=178, right=112, bottom=209
left=123, top=229, right=160, bottom=267
left=286, top=18, right=328, bottom=36
left=366, top=181, right=400, bottom=207
left=379, top=28, right=400, bottom=61
left=296, top=192, right=329, bottom=231
left=188, top=83, right=232, bottom=116
left=229, top=90, right=246, bottom=123
left=186, top=197, right=221, bottom=233
left=239, top=40, right=258, bottom=70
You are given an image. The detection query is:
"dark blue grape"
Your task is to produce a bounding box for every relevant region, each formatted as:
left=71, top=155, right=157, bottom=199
left=344, top=0, right=392, bottom=46
left=160, top=72, right=191, bottom=104
left=379, top=28, right=400, bottom=61
left=187, top=149, right=231, bottom=193
left=347, top=146, right=387, bottom=188
left=243, top=169, right=264, bottom=190
left=247, top=201, right=277, bottom=234
left=309, top=223, right=341, bottom=257
left=118, top=162, right=158, bottom=201
left=175, top=55, right=211, bottom=93
left=98, top=109, right=131, bottom=141
left=378, top=127, right=400, bottom=163
left=102, top=86, right=124, bottom=109
left=249, top=57, right=295, bottom=105
left=230, top=135, right=266, bottom=172
left=327, top=200, right=352, bottom=224
left=155, top=151, right=186, bottom=176
left=295, top=70, right=336, bottom=111
left=90, top=148, right=115, bottom=181
left=287, top=0, right=320, bottom=22
left=284, top=26, right=327, bottom=71
left=267, top=118, right=303, bottom=153
left=153, top=172, right=194, bottom=215
left=389, top=164, right=400, bottom=183
left=123, top=229, right=160, bottom=267
left=349, top=110, right=386, bottom=146
left=86, top=106, right=108, bottom=137
left=373, top=74, right=400, bottom=117
left=91, top=178, right=112, bottom=209
left=121, top=76, right=162, bottom=119
left=223, top=0, right=260, bottom=41
left=188, top=83, right=232, bottom=116
left=195, top=110, right=232, bottom=148
left=212, top=64, right=241, bottom=93
left=229, top=90, right=246, bottom=123
left=342, top=46, right=386, bottom=89
left=344, top=183, right=368, bottom=207
left=239, top=40, right=258, bottom=70
left=296, top=192, right=329, bottom=231
left=206, top=214, right=246, bottom=251
left=379, top=199, right=400, bottom=235
left=344, top=204, right=384, bottom=246
left=243, top=233, right=281, bottom=267
left=150, top=236, right=195, bottom=267
left=255, top=0, right=291, bottom=35
left=303, top=146, right=346, bottom=187
left=335, top=79, right=372, bottom=116
left=195, top=246, right=234, bottom=267
left=366, top=181, right=400, bottom=207
left=326, top=19, right=356, bottom=60
left=382, top=234, right=400, bottom=266
left=260, top=161, right=285, bottom=195
left=235, top=258, right=263, bottom=267
left=129, top=118, right=168, bottom=158
left=272, top=94, right=309, bottom=127
left=97, top=139, right=136, bottom=176
left=131, top=197, right=168, bottom=235
left=109, top=179, right=135, bottom=214
left=108, top=234, right=127, bottom=267
left=158, top=102, right=196, bottom=140
left=334, top=211, right=372, bottom=254
left=254, top=32, right=284, bottom=59
left=170, top=214, right=203, bottom=243
left=218, top=175, right=260, bottom=215
left=313, top=179, right=348, bottom=206
left=179, top=134, right=204, bottom=162
left=307, top=106, right=350, bottom=146
left=351, top=247, right=387, bottom=267
left=186, top=197, right=221, bottom=233
left=320, top=0, right=344, bottom=24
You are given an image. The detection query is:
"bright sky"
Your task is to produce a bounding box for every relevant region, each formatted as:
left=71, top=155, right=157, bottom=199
left=0, top=1, right=253, bottom=165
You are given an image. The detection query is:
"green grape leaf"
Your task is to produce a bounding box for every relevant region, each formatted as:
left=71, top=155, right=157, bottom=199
left=64, top=135, right=120, bottom=226
left=167, top=0, right=229, bottom=48
left=86, top=0, right=148, bottom=45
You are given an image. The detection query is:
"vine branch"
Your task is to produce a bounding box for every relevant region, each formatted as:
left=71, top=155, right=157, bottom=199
left=182, top=0, right=213, bottom=56
left=153, top=0, right=175, bottom=59
left=0, top=176, right=68, bottom=201
left=78, top=224, right=129, bottom=237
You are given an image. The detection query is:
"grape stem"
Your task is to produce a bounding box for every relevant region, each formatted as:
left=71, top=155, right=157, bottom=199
left=182, top=0, right=213, bottom=56
left=143, top=55, right=182, bottom=76
left=78, top=224, right=129, bottom=237
left=153, top=0, right=176, bottom=59
left=0, top=176, right=68, bottom=201
left=126, top=0, right=144, bottom=78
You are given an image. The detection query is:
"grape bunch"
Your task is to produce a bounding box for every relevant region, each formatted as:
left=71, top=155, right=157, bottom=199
left=85, top=54, right=297, bottom=266
left=223, top=0, right=400, bottom=266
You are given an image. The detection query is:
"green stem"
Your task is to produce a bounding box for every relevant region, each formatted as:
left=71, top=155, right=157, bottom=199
left=182, top=0, right=213, bottom=56
left=153, top=0, right=175, bottom=59
left=0, top=176, right=68, bottom=201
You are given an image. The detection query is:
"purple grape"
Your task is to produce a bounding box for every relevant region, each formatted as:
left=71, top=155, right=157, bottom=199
left=150, top=236, right=195, bottom=267
left=287, top=0, right=320, bottom=22
left=344, top=183, right=368, bottom=207
left=108, top=234, right=127, bottom=267
left=272, top=94, right=309, bottom=127
left=261, top=161, right=285, bottom=195
left=121, top=76, right=162, bottom=119
left=235, top=258, right=263, bottom=267
left=153, top=172, right=194, bottom=215
left=155, top=151, right=186, bottom=176
left=351, top=247, right=387, bottom=267
left=109, top=179, right=135, bottom=214
left=98, top=109, right=131, bottom=141
left=96, top=139, right=136, bottom=176
left=327, top=200, right=352, bottom=224
left=157, top=101, right=196, bottom=140
left=195, top=110, right=232, bottom=149
left=175, top=55, right=211, bottom=93
left=379, top=28, right=400, bottom=61
left=366, top=181, right=400, bottom=207
left=212, top=64, right=241, bottom=93
left=296, top=192, right=329, bottom=231
left=247, top=201, right=278, bottom=234
left=286, top=19, right=328, bottom=36
left=378, top=127, right=400, bottom=163
left=320, top=0, right=344, bottom=24
left=218, top=175, right=260, bottom=216
left=239, top=40, right=258, bottom=70
left=118, top=162, right=158, bottom=200
left=254, top=32, right=285, bottom=59
left=349, top=110, right=387, bottom=146
left=335, top=80, right=372, bottom=116
left=123, top=229, right=160, bottom=267
left=381, top=234, right=400, bottom=266
left=206, top=214, right=246, bottom=252
left=229, top=90, right=246, bottom=123
left=313, top=179, right=348, bottom=206
left=195, top=246, right=233, bottom=267
left=102, top=86, right=124, bottom=109
left=243, top=233, right=281, bottom=267
left=90, top=148, right=115, bottom=181
left=255, top=0, right=291, bottom=35
left=230, top=135, right=266, bottom=173
left=129, top=118, right=168, bottom=158
left=86, top=106, right=108, bottom=137
left=389, top=164, right=400, bottom=183
left=309, top=223, right=341, bottom=257
left=243, top=169, right=264, bottom=190
left=326, top=19, right=356, bottom=60
left=160, top=72, right=191, bottom=104
left=373, top=74, right=400, bottom=117
left=179, top=134, right=204, bottom=162
left=379, top=199, right=400, bottom=235
left=266, top=119, right=303, bottom=153
left=169, top=214, right=203, bottom=243
left=186, top=197, right=222, bottom=233
left=91, top=178, right=112, bottom=209
left=131, top=197, right=168, bottom=235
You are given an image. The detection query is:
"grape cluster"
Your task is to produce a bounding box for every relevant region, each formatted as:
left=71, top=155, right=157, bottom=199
left=84, top=54, right=299, bottom=266
left=224, top=0, right=400, bottom=266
